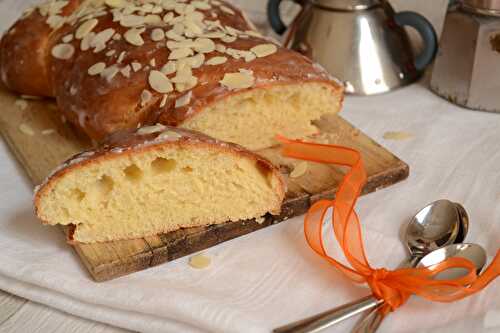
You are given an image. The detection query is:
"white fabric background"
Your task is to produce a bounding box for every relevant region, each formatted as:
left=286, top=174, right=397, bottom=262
left=0, top=1, right=499, bottom=333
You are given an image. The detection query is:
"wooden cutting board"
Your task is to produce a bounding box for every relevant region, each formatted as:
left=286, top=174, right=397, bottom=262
left=0, top=86, right=409, bottom=281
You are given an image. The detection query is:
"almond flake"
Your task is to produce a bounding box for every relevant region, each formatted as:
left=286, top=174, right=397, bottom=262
left=163, top=12, right=175, bottom=23
left=19, top=123, right=35, bottom=136
left=220, top=70, right=255, bottom=90
left=166, top=30, right=185, bottom=41
left=244, top=52, right=256, bottom=62
left=120, top=14, right=145, bottom=27
left=105, top=49, right=116, bottom=56
left=137, top=123, right=166, bottom=135
left=160, top=94, right=168, bottom=107
left=120, top=65, right=131, bottom=78
left=124, top=28, right=145, bottom=46
left=206, top=56, right=227, bottom=66
left=46, top=15, right=65, bottom=29
left=158, top=130, right=182, bottom=141
left=80, top=32, right=96, bottom=51
left=191, top=1, right=211, bottom=10
left=215, top=44, right=226, bottom=52
left=51, top=43, right=75, bottom=60
left=290, top=162, right=308, bottom=178
left=161, top=61, right=176, bottom=75
left=169, top=48, right=194, bottom=60
left=220, top=5, right=235, bottom=15
left=140, top=89, right=153, bottom=106
left=62, top=34, right=74, bottom=43
left=175, top=91, right=193, bottom=108
left=149, top=70, right=174, bottom=93
left=175, top=76, right=198, bottom=92
left=75, top=19, right=98, bottom=39
left=88, top=62, right=106, bottom=75
left=41, top=129, right=56, bottom=135
left=151, top=28, right=165, bottom=41
left=193, top=38, right=215, bottom=53
left=251, top=44, right=278, bottom=58
left=100, top=65, right=119, bottom=82
left=14, top=99, right=28, bottom=110
left=221, top=35, right=236, bottom=43
left=105, top=0, right=124, bottom=8
left=144, top=14, right=162, bottom=24
left=112, top=33, right=122, bottom=40
left=189, top=254, right=211, bottom=269
left=117, top=51, right=126, bottom=63
left=131, top=62, right=142, bottom=72
left=150, top=58, right=156, bottom=67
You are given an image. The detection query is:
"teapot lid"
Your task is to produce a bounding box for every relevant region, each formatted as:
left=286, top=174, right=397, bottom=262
left=313, top=0, right=379, bottom=10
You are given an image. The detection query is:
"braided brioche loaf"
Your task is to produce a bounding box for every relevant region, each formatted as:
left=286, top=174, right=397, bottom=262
left=0, top=0, right=343, bottom=150
left=34, top=125, right=286, bottom=243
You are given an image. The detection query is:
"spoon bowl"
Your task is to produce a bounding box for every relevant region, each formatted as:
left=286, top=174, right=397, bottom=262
left=405, top=200, right=461, bottom=258
left=454, top=203, right=470, bottom=244
left=418, top=243, right=486, bottom=280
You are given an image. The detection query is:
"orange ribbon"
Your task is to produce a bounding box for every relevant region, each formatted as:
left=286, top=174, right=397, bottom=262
left=277, top=136, right=500, bottom=313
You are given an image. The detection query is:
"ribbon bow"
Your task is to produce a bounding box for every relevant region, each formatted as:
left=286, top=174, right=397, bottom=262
left=277, top=136, right=500, bottom=313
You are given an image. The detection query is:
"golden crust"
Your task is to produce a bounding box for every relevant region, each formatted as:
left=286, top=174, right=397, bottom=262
left=33, top=125, right=287, bottom=243
left=1, top=0, right=343, bottom=141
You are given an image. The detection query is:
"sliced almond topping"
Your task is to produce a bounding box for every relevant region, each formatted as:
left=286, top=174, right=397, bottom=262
left=175, top=76, right=198, bottom=92
left=160, top=94, right=168, bottom=107
left=206, top=56, right=227, bottom=66
left=51, top=43, right=75, bottom=60
left=46, top=15, right=65, bottom=29
left=75, top=19, right=98, bottom=39
left=149, top=70, right=174, bottom=93
left=191, top=1, right=211, bottom=10
left=183, top=53, right=205, bottom=69
left=244, top=52, right=256, bottom=62
left=151, top=28, right=165, bottom=41
left=169, top=48, right=194, bottom=60
left=140, top=89, right=153, bottom=106
left=120, top=14, right=145, bottom=27
left=161, top=61, right=177, bottom=75
left=150, top=58, right=156, bottom=67
left=251, top=44, right=278, bottom=58
left=220, top=70, right=255, bottom=90
left=193, top=37, right=215, bottom=54
left=144, top=14, right=162, bottom=24
left=215, top=44, right=226, bottom=52
left=124, top=28, right=145, bottom=46
left=220, top=5, right=235, bottom=15
left=62, top=34, right=74, bottom=43
left=290, top=162, right=308, bottom=178
left=117, top=51, right=126, bottom=63
left=174, top=3, right=186, bottom=15
left=221, top=35, right=236, bottom=43
left=166, top=29, right=185, bottom=42
left=106, top=49, right=116, bottom=56
left=175, top=91, right=193, bottom=108
left=88, top=62, right=106, bottom=75
left=90, top=28, right=115, bottom=53
left=112, top=33, right=122, bottom=40
left=105, top=0, right=124, bottom=8
left=158, top=130, right=182, bottom=141
left=80, top=32, right=96, bottom=51
left=120, top=65, right=131, bottom=78
left=163, top=12, right=175, bottom=23
left=131, top=62, right=142, bottom=72
left=100, top=65, right=119, bottom=82
left=137, top=123, right=166, bottom=135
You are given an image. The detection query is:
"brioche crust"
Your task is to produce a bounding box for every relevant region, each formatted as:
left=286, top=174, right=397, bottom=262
left=1, top=0, right=343, bottom=149
left=34, top=125, right=286, bottom=243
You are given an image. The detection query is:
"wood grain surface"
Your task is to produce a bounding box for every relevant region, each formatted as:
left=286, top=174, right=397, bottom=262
left=0, top=86, right=409, bottom=282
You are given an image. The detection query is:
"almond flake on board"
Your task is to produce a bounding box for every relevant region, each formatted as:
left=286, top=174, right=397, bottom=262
left=290, top=162, right=308, bottom=178
left=19, top=123, right=35, bottom=136
left=383, top=131, right=414, bottom=141
left=189, top=254, right=211, bottom=269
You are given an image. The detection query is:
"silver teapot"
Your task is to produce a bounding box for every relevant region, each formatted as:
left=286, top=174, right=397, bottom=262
left=267, top=0, right=438, bottom=95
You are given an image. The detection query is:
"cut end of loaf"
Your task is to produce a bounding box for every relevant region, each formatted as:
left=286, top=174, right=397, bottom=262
left=34, top=132, right=285, bottom=243
left=182, top=81, right=343, bottom=151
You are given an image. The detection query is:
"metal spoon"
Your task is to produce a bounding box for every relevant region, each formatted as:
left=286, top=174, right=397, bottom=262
left=351, top=202, right=469, bottom=333
left=273, top=200, right=464, bottom=333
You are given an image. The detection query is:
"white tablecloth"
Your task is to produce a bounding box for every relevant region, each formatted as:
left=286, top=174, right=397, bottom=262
left=0, top=1, right=499, bottom=333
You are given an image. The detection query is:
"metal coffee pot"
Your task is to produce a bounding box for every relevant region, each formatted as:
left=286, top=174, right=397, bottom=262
left=431, top=0, right=500, bottom=112
left=267, top=0, right=438, bottom=95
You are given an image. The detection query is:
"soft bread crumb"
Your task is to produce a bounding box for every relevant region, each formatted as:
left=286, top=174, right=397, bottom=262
left=182, top=82, right=342, bottom=150
left=189, top=254, right=211, bottom=269
left=35, top=140, right=284, bottom=243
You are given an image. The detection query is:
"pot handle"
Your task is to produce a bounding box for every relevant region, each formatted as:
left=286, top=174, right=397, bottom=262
left=394, top=11, right=438, bottom=72
left=267, top=0, right=303, bottom=35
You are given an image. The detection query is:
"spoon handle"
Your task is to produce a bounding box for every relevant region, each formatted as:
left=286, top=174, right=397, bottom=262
left=350, top=256, right=421, bottom=333
left=273, top=296, right=383, bottom=333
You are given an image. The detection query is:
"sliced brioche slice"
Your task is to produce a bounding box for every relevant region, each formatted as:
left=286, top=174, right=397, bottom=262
left=34, top=125, right=286, bottom=243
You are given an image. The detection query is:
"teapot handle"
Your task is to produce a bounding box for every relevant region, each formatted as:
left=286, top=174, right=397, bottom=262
left=394, top=11, right=438, bottom=72
left=267, top=0, right=303, bottom=35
